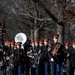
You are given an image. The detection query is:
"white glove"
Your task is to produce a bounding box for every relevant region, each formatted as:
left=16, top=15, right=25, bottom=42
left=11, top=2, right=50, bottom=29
left=51, top=58, right=54, bottom=62
left=67, top=54, right=69, bottom=57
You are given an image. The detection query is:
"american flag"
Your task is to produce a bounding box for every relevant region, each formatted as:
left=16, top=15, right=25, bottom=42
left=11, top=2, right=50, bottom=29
left=0, top=20, right=6, bottom=45
left=0, top=23, right=2, bottom=38
left=2, top=20, right=6, bottom=41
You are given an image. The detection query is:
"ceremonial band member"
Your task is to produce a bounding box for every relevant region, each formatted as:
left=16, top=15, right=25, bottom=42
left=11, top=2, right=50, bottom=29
left=28, top=40, right=36, bottom=75
left=40, top=38, right=50, bottom=75
left=34, top=40, right=39, bottom=75
left=13, top=42, right=22, bottom=75
left=2, top=40, right=11, bottom=75
left=38, top=40, right=43, bottom=75
left=50, top=34, right=64, bottom=75
left=69, top=40, right=75, bottom=75
left=63, top=42, right=70, bottom=75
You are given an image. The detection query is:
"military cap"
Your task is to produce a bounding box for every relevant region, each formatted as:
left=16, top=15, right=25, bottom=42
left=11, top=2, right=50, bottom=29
left=4, top=39, right=9, bottom=43
left=7, top=41, right=11, bottom=44
left=71, top=40, right=75, bottom=45
left=43, top=38, right=49, bottom=41
left=34, top=40, right=39, bottom=43
left=64, top=42, right=69, bottom=46
left=15, top=42, right=22, bottom=45
left=53, top=34, right=59, bottom=38
left=39, top=40, right=43, bottom=43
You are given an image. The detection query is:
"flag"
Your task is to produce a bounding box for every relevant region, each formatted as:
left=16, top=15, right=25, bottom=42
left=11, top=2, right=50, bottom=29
left=0, top=23, right=2, bottom=37
left=2, top=20, right=6, bottom=41
left=0, top=19, right=6, bottom=45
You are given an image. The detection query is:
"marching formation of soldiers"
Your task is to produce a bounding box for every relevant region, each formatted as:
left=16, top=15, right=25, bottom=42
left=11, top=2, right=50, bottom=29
left=0, top=34, right=75, bottom=75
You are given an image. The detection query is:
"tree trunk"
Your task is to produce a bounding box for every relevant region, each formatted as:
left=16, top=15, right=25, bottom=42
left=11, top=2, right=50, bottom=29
left=31, top=29, right=33, bottom=40
left=57, top=24, right=64, bottom=44
left=57, top=2, right=64, bottom=44
left=31, top=28, right=39, bottom=40
left=34, top=27, right=39, bottom=40
left=33, top=3, right=39, bottom=40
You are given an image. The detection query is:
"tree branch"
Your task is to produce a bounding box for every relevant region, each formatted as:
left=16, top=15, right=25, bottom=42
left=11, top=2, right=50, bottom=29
left=16, top=19, right=33, bottom=29
left=19, top=13, right=52, bottom=21
left=32, top=0, right=65, bottom=26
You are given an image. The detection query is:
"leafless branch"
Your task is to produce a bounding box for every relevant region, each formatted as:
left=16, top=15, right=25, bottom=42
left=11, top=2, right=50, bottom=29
left=19, top=13, right=52, bottom=21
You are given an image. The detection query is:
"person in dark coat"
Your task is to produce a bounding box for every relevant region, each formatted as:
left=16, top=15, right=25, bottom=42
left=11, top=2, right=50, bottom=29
left=2, top=40, right=11, bottom=75
left=69, top=40, right=75, bottom=75
left=13, top=42, right=22, bottom=75
left=50, top=34, right=64, bottom=75
left=34, top=40, right=41, bottom=75
left=39, top=38, right=50, bottom=75
left=38, top=40, right=44, bottom=75
left=27, top=40, right=36, bottom=75
left=63, top=41, right=70, bottom=75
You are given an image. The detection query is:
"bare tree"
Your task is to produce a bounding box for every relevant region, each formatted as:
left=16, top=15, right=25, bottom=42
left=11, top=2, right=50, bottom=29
left=0, top=0, right=75, bottom=42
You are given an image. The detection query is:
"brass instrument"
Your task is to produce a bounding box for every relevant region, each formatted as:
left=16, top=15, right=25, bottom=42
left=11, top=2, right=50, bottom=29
left=27, top=50, right=34, bottom=58
left=27, top=49, right=41, bottom=64
left=48, top=46, right=51, bottom=51
left=14, top=32, right=27, bottom=49
left=51, top=43, right=61, bottom=56
left=6, top=56, right=10, bottom=60
left=34, top=50, right=41, bottom=64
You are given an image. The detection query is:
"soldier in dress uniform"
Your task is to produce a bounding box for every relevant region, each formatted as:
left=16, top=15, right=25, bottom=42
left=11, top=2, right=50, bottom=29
left=40, top=38, right=50, bottom=75
left=26, top=41, right=33, bottom=75
left=16, top=42, right=24, bottom=75
left=69, top=40, right=75, bottom=75
left=39, top=40, right=44, bottom=58
left=3, top=40, right=11, bottom=57
left=2, top=40, right=11, bottom=75
left=27, top=40, right=36, bottom=75
left=9, top=40, right=15, bottom=75
left=50, top=34, right=64, bottom=75
left=39, top=40, right=44, bottom=75
left=34, top=40, right=40, bottom=75
left=63, top=42, right=70, bottom=75
left=24, top=40, right=31, bottom=75
left=10, top=40, right=14, bottom=63
left=13, top=42, right=22, bottom=75
left=13, top=43, right=18, bottom=75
